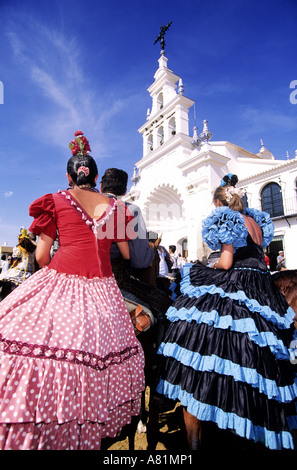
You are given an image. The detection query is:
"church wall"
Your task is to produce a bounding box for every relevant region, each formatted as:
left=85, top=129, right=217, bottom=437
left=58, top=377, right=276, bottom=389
left=131, top=143, right=297, bottom=267
left=237, top=162, right=297, bottom=270
left=127, top=52, right=297, bottom=269
left=272, top=218, right=297, bottom=270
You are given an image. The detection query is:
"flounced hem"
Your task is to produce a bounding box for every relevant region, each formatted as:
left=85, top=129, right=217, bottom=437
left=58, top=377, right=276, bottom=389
left=0, top=352, right=144, bottom=426
left=0, top=399, right=141, bottom=450
left=165, top=305, right=297, bottom=361
left=156, top=379, right=294, bottom=450
left=180, top=264, right=295, bottom=331
left=37, top=265, right=116, bottom=282
left=158, top=342, right=297, bottom=403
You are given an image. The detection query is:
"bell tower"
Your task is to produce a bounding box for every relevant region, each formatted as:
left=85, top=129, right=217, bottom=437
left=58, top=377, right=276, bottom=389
left=137, top=52, right=195, bottom=164
left=138, top=53, right=194, bottom=159
left=124, top=23, right=197, bottom=258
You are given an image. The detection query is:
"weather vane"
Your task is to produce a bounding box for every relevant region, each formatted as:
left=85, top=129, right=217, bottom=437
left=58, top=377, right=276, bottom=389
left=153, top=21, right=172, bottom=55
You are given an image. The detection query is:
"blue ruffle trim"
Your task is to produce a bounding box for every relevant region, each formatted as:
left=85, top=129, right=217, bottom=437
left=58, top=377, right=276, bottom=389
left=156, top=379, right=295, bottom=450
left=201, top=207, right=274, bottom=251
left=175, top=264, right=297, bottom=360
left=202, top=207, right=248, bottom=251
left=244, top=208, right=274, bottom=248
left=158, top=341, right=297, bottom=403
left=165, top=305, right=295, bottom=360
left=180, top=264, right=296, bottom=332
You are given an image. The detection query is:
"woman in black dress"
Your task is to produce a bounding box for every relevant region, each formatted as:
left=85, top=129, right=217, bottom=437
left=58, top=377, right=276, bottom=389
left=157, top=174, right=297, bottom=451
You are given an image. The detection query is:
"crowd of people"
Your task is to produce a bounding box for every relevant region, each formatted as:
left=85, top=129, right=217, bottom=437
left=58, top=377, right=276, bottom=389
left=0, top=134, right=297, bottom=452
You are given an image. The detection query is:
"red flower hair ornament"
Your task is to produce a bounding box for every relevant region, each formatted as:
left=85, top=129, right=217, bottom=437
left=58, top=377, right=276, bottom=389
left=69, top=131, right=91, bottom=156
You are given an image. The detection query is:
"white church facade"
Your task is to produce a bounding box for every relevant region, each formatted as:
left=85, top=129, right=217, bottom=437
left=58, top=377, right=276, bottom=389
left=124, top=52, right=297, bottom=271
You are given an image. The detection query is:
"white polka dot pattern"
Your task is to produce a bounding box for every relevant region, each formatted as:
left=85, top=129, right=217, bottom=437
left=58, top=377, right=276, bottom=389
left=0, top=267, right=145, bottom=449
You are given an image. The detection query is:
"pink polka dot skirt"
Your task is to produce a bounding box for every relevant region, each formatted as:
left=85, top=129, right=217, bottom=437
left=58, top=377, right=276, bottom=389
left=0, top=267, right=145, bottom=449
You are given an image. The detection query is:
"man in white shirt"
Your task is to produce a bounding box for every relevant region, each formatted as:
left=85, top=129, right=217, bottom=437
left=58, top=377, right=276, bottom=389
left=169, top=245, right=180, bottom=276
left=0, top=255, right=9, bottom=274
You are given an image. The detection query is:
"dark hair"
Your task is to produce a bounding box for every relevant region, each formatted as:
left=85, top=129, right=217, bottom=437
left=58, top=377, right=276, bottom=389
left=169, top=245, right=176, bottom=253
left=1, top=255, right=6, bottom=261
left=67, top=154, right=98, bottom=188
left=101, top=168, right=128, bottom=196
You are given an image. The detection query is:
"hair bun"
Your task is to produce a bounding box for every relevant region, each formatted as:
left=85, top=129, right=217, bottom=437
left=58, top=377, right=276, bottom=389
left=230, top=174, right=238, bottom=186
left=221, top=173, right=238, bottom=187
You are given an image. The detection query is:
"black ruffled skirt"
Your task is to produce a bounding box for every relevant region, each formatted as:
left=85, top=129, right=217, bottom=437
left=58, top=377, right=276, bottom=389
left=157, top=262, right=297, bottom=450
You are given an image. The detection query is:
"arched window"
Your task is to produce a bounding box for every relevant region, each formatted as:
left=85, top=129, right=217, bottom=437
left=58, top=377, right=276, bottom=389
left=168, top=117, right=176, bottom=136
left=157, top=126, right=164, bottom=146
left=157, top=93, right=163, bottom=110
left=261, top=182, right=284, bottom=217
left=147, top=133, right=153, bottom=152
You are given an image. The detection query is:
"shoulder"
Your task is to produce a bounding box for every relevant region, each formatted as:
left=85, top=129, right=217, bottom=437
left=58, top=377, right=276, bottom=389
left=98, top=193, right=112, bottom=205
left=244, top=208, right=274, bottom=246
left=29, top=193, right=55, bottom=216
left=31, top=192, right=54, bottom=203
left=126, top=201, right=140, bottom=211
left=29, top=193, right=57, bottom=239
left=244, top=207, right=272, bottom=224
left=125, top=201, right=144, bottom=218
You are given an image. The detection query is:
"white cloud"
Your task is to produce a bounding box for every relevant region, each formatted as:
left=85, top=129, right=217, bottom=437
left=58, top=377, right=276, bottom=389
left=4, top=191, right=13, bottom=199
left=6, top=16, right=123, bottom=152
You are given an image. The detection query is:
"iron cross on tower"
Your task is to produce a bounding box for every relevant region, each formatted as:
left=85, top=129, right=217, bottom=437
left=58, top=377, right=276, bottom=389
left=154, top=21, right=172, bottom=55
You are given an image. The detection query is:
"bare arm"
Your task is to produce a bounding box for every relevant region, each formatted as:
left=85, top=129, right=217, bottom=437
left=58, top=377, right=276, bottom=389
left=116, top=241, right=130, bottom=260
left=35, top=233, right=54, bottom=267
left=211, top=243, right=234, bottom=270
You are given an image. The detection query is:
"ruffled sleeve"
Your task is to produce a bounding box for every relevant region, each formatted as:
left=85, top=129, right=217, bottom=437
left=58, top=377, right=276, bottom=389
left=244, top=208, right=274, bottom=247
left=202, top=207, right=248, bottom=251
left=29, top=193, right=57, bottom=240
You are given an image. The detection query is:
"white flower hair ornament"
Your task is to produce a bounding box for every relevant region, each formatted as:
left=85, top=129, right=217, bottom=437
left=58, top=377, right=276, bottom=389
left=225, top=186, right=245, bottom=203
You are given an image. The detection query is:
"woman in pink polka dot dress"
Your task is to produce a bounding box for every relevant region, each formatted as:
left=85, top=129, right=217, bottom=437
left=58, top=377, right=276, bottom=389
left=0, top=132, right=145, bottom=450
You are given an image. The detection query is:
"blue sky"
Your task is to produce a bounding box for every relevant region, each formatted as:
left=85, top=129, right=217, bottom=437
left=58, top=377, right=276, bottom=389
left=0, top=0, right=296, bottom=247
